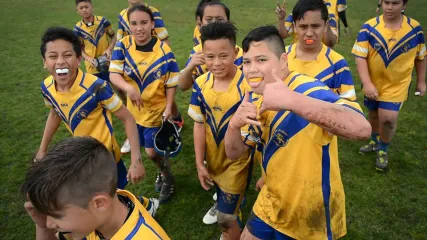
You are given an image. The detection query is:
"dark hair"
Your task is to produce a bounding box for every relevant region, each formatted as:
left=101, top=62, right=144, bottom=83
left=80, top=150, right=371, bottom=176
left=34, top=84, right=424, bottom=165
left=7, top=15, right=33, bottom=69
left=200, top=1, right=230, bottom=21
left=201, top=21, right=237, bottom=46
left=242, top=25, right=285, bottom=58
left=40, top=27, right=82, bottom=58
left=292, top=0, right=329, bottom=23
left=75, top=0, right=91, bottom=5
left=195, top=0, right=217, bottom=19
left=21, top=137, right=117, bottom=217
left=127, top=4, right=154, bottom=22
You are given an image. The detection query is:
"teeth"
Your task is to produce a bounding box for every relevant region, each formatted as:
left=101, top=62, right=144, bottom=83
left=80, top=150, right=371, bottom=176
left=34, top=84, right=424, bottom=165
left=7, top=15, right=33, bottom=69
left=248, top=77, right=263, bottom=83
left=55, top=68, right=69, bottom=74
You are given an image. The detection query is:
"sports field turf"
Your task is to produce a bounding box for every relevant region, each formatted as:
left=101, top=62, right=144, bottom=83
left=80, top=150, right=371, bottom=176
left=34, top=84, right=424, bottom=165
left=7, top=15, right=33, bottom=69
left=0, top=0, right=426, bottom=239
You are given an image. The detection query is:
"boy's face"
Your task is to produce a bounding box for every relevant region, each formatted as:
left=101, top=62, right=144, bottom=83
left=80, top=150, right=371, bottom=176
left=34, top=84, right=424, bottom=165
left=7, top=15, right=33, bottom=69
left=203, top=39, right=237, bottom=79
left=129, top=11, right=154, bottom=44
left=382, top=0, right=405, bottom=20
left=43, top=39, right=81, bottom=88
left=294, top=10, right=327, bottom=50
left=243, top=41, right=287, bottom=95
left=76, top=1, right=93, bottom=19
left=201, top=5, right=228, bottom=26
left=45, top=204, right=99, bottom=239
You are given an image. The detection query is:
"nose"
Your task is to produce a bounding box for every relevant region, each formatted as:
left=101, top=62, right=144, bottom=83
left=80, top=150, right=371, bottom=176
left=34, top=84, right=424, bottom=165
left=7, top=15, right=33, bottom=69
left=45, top=216, right=57, bottom=229
left=306, top=27, right=314, bottom=37
left=213, top=56, right=221, bottom=66
left=56, top=55, right=66, bottom=65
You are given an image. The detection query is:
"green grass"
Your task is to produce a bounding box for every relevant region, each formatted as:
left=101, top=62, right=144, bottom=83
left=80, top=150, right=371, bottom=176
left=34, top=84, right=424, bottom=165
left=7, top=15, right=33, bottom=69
left=1, top=0, right=426, bottom=239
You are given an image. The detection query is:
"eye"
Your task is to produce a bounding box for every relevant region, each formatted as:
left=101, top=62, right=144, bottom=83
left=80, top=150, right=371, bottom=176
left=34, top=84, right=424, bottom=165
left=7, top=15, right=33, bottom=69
left=257, top=59, right=267, bottom=62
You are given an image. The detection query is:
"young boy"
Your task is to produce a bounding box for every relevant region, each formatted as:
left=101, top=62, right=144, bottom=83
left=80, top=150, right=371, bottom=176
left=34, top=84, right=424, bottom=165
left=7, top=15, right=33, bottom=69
left=23, top=137, right=170, bottom=240
left=275, top=0, right=338, bottom=48
left=353, top=0, right=426, bottom=171
left=224, top=26, right=371, bottom=239
left=193, top=0, right=218, bottom=46
left=110, top=5, right=179, bottom=203
left=179, top=1, right=242, bottom=91
left=188, top=22, right=253, bottom=240
left=117, top=0, right=169, bottom=45
left=36, top=26, right=145, bottom=189
left=74, top=0, right=116, bottom=81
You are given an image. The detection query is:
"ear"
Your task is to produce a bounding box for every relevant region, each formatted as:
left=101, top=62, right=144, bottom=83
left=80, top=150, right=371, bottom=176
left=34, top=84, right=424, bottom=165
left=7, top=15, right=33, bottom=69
left=293, top=22, right=297, bottom=33
left=42, top=57, right=47, bottom=69
left=279, top=52, right=288, bottom=73
left=151, top=21, right=155, bottom=31
left=90, top=194, right=111, bottom=213
left=234, top=46, right=239, bottom=56
left=324, top=21, right=329, bottom=33
left=77, top=55, right=83, bottom=65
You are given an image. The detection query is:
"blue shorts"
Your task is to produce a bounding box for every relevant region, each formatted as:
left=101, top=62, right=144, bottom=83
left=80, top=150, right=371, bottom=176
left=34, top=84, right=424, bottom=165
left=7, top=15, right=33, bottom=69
left=215, top=185, right=245, bottom=216
left=364, top=97, right=403, bottom=111
left=137, top=125, right=160, bottom=148
left=246, top=211, right=294, bottom=240
left=94, top=71, right=110, bottom=82
left=117, top=159, right=128, bottom=189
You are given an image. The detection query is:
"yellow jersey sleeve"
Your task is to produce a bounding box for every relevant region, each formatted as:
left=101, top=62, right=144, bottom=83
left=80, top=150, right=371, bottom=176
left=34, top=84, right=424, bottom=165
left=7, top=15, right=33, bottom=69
left=188, top=78, right=205, bottom=123
left=97, top=82, right=123, bottom=113
left=163, top=49, right=179, bottom=88
left=110, top=40, right=125, bottom=74
left=352, top=23, right=370, bottom=58
left=416, top=29, right=426, bottom=60
left=151, top=7, right=169, bottom=40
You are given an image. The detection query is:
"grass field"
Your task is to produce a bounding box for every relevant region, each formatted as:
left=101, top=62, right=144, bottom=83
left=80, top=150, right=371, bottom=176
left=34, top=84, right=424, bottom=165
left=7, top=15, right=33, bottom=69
left=1, top=0, right=426, bottom=239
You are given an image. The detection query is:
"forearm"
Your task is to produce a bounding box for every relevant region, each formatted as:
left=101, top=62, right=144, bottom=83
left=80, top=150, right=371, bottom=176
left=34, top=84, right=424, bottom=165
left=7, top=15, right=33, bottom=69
left=107, top=35, right=117, bottom=51
left=165, top=87, right=176, bottom=110
left=355, top=57, right=373, bottom=85
left=415, top=58, right=426, bottom=83
left=277, top=19, right=289, bottom=39
left=324, top=26, right=337, bottom=48
left=194, top=123, right=206, bottom=169
left=289, top=93, right=371, bottom=140
left=110, top=73, right=132, bottom=92
left=178, top=67, right=195, bottom=91
left=225, top=124, right=248, bottom=160
left=122, top=114, right=141, bottom=163
left=38, top=110, right=61, bottom=154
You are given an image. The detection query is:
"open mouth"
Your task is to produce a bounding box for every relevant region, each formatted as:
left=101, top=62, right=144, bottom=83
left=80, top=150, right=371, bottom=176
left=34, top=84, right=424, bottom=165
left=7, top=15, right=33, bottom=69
left=55, top=68, right=69, bottom=77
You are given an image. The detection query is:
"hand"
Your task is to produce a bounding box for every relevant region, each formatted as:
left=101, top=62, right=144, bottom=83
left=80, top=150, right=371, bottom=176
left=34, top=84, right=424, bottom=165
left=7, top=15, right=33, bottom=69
left=103, top=49, right=112, bottom=60
left=86, top=56, right=98, bottom=68
left=275, top=1, right=286, bottom=20
left=363, top=82, right=379, bottom=100
left=197, top=165, right=214, bottom=190
left=127, top=160, right=145, bottom=184
left=230, top=92, right=260, bottom=129
left=188, top=52, right=205, bottom=69
left=255, top=177, right=265, bottom=191
left=24, top=201, right=47, bottom=228
left=125, top=85, right=143, bottom=111
left=163, top=107, right=172, bottom=121
left=259, top=69, right=295, bottom=114
left=34, top=150, right=46, bottom=162
left=415, top=81, right=426, bottom=96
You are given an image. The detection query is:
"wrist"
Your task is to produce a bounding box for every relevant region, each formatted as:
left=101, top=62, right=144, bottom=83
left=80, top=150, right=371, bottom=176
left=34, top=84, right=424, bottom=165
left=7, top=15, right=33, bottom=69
left=284, top=91, right=301, bottom=112
left=277, top=17, right=285, bottom=21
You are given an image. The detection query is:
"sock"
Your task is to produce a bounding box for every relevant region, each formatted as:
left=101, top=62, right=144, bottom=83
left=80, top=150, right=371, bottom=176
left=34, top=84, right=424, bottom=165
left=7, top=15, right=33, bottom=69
left=172, top=113, right=182, bottom=122
left=371, top=133, right=380, bottom=144
left=379, top=140, right=390, bottom=152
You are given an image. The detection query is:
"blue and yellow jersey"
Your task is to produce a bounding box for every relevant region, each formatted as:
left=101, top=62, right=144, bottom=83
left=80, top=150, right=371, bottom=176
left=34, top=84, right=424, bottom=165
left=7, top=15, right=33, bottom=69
left=193, top=25, right=201, bottom=46
left=185, top=44, right=244, bottom=80
left=352, top=15, right=426, bottom=102
left=85, top=190, right=170, bottom=240
left=117, top=3, right=169, bottom=41
left=74, top=16, right=115, bottom=74
left=242, top=72, right=364, bottom=239
left=110, top=36, right=179, bottom=127
left=283, top=11, right=338, bottom=44
left=324, top=0, right=340, bottom=38
left=41, top=69, right=122, bottom=162
left=287, top=43, right=356, bottom=101
left=188, top=69, right=252, bottom=194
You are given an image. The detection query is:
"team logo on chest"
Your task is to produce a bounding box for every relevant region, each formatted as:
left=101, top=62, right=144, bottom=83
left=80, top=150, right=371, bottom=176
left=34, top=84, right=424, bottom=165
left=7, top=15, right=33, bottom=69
left=77, top=109, right=89, bottom=119
left=154, top=69, right=162, bottom=79
left=272, top=129, right=289, bottom=147
left=401, top=43, right=411, bottom=53
left=124, top=65, right=132, bottom=75
left=374, top=42, right=382, bottom=51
